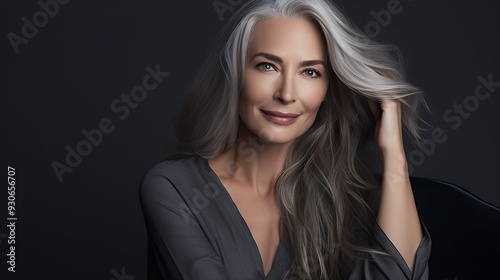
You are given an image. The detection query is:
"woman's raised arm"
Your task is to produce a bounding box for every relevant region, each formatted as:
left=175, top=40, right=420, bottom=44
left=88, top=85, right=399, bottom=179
left=373, top=99, right=424, bottom=273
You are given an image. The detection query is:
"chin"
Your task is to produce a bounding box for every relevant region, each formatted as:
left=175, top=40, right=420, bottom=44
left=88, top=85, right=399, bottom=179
left=250, top=125, right=301, bottom=144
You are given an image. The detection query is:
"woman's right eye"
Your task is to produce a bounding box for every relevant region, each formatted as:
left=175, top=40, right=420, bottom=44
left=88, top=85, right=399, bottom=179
left=257, top=62, right=275, bottom=72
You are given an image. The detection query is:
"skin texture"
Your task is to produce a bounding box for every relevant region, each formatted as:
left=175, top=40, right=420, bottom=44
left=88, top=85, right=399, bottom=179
left=209, top=16, right=423, bottom=276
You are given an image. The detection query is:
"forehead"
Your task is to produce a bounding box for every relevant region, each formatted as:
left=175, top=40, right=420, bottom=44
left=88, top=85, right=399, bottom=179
left=248, top=16, right=327, bottom=60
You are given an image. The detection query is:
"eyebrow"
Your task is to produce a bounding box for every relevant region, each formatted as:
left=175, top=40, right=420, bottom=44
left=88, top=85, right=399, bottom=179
left=251, top=52, right=327, bottom=68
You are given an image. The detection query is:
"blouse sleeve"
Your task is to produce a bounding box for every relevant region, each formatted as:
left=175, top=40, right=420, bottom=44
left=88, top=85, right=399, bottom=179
left=348, top=216, right=432, bottom=280
left=139, top=164, right=231, bottom=280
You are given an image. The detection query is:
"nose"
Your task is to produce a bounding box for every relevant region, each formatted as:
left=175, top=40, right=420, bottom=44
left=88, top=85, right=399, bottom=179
left=274, top=72, right=296, bottom=105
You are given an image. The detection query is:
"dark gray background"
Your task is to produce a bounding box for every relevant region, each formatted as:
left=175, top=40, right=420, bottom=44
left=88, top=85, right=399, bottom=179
left=2, top=0, right=499, bottom=279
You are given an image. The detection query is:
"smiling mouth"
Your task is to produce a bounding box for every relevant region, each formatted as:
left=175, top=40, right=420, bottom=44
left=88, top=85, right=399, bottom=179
left=260, top=109, right=300, bottom=125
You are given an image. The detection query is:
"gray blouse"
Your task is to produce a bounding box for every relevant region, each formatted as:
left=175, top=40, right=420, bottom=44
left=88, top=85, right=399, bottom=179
left=139, top=155, right=431, bottom=279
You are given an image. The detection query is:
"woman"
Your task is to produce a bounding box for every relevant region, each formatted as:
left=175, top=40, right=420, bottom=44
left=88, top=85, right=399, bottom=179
left=139, top=0, right=431, bottom=279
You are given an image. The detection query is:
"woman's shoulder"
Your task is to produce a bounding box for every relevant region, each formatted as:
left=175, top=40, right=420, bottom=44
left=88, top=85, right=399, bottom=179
left=139, top=154, right=207, bottom=199
left=141, top=154, right=203, bottom=183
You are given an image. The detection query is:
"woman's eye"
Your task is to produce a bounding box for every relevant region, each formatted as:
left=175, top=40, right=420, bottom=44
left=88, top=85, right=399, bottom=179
left=257, top=63, right=275, bottom=72
left=303, top=69, right=321, bottom=78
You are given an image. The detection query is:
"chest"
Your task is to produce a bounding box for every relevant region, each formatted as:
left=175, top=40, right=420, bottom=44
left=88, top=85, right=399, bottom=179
left=226, top=186, right=281, bottom=276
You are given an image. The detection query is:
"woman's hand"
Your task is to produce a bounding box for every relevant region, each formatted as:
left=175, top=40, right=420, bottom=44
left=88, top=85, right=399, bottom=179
left=369, top=99, right=404, bottom=156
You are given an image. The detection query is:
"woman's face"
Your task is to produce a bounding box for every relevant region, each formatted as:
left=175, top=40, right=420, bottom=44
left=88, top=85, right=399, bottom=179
left=239, top=16, right=329, bottom=144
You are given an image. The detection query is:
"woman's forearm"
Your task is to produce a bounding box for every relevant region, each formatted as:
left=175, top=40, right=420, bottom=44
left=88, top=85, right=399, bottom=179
left=377, top=149, right=423, bottom=272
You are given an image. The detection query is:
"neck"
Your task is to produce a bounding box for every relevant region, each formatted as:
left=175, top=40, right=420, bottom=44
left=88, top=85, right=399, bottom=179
left=209, top=121, right=293, bottom=198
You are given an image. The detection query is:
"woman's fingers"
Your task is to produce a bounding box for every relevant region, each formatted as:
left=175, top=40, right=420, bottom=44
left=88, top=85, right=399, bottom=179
left=376, top=99, right=404, bottom=153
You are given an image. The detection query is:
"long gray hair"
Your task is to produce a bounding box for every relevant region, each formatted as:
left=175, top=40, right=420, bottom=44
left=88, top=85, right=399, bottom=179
left=175, top=0, right=428, bottom=278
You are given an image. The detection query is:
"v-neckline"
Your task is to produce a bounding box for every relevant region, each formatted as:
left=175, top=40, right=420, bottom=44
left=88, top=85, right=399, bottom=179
left=201, top=155, right=285, bottom=278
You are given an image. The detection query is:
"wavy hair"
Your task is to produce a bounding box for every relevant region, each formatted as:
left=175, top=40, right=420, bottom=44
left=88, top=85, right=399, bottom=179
left=175, top=0, right=429, bottom=279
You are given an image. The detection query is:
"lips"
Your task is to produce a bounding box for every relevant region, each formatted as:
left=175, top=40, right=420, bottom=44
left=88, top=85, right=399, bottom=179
left=260, top=109, right=300, bottom=125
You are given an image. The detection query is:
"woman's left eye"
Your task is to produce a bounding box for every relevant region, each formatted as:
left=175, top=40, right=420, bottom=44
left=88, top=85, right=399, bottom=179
left=257, top=63, right=275, bottom=71
left=303, top=69, right=321, bottom=78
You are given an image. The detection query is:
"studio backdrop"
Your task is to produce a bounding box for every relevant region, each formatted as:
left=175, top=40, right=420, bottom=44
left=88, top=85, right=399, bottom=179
left=2, top=0, right=499, bottom=279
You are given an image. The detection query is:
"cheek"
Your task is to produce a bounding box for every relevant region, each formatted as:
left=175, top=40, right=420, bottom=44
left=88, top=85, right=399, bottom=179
left=240, top=71, right=272, bottom=112
left=239, top=78, right=258, bottom=122
left=242, top=71, right=271, bottom=101
left=298, top=82, right=328, bottom=113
